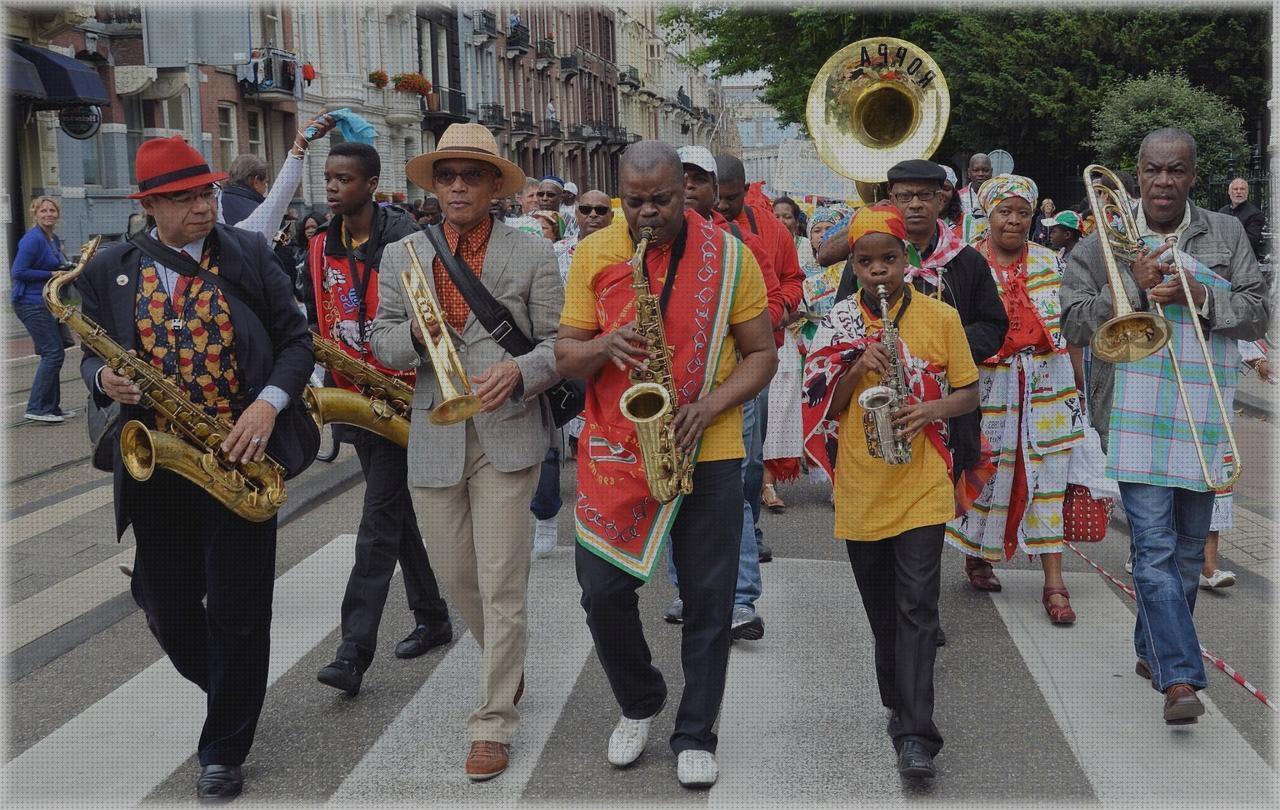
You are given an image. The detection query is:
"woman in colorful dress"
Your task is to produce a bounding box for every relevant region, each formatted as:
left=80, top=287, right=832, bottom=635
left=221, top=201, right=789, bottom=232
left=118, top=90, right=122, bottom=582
left=944, top=175, right=1086, bottom=624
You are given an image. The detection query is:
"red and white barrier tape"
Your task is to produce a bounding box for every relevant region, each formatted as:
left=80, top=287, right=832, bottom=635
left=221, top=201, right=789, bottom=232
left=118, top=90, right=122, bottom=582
left=1065, top=540, right=1278, bottom=713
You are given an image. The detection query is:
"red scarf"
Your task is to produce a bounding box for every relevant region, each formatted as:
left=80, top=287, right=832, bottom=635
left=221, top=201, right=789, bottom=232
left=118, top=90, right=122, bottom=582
left=575, top=211, right=740, bottom=580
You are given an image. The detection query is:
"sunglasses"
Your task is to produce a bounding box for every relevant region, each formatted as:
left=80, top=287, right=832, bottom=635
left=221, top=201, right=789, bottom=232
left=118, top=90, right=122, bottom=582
left=433, top=167, right=498, bottom=186
left=578, top=204, right=610, bottom=216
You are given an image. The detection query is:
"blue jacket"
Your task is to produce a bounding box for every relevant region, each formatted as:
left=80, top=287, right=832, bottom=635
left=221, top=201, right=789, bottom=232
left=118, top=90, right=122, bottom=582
left=11, top=226, right=65, bottom=305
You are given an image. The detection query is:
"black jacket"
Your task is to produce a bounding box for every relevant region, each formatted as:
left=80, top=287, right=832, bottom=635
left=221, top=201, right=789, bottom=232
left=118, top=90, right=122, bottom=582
left=220, top=183, right=265, bottom=227
left=297, top=203, right=419, bottom=330
left=77, top=224, right=314, bottom=537
left=836, top=232, right=1009, bottom=476
left=1218, top=200, right=1266, bottom=259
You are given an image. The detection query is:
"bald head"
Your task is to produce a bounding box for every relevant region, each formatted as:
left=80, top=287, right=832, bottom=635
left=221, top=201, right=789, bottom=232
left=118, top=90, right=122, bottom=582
left=619, top=140, right=685, bottom=245
left=576, top=189, right=614, bottom=236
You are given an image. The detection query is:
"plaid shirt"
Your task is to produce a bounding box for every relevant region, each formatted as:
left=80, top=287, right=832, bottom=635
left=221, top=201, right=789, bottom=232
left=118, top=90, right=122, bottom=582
left=433, top=216, right=493, bottom=332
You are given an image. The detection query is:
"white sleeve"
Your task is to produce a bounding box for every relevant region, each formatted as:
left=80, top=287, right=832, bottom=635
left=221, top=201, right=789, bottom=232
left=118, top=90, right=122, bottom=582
left=1239, top=339, right=1265, bottom=363
left=234, top=152, right=305, bottom=239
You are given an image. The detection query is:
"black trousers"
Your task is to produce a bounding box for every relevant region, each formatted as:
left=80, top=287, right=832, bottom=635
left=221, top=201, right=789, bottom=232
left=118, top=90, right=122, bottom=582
left=576, top=459, right=741, bottom=754
left=845, top=523, right=945, bottom=757
left=336, top=428, right=449, bottom=669
left=127, top=470, right=276, bottom=767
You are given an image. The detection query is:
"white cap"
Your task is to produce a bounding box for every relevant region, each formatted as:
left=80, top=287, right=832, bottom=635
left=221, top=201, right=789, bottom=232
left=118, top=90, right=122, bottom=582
left=677, top=145, right=717, bottom=177
left=564, top=181, right=578, bottom=195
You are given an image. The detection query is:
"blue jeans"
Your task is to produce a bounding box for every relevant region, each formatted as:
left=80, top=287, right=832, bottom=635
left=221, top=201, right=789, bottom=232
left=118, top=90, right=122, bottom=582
left=668, top=397, right=763, bottom=608
left=744, top=386, right=768, bottom=547
left=1119, top=482, right=1215, bottom=691
left=14, top=302, right=65, bottom=415
left=530, top=446, right=562, bottom=520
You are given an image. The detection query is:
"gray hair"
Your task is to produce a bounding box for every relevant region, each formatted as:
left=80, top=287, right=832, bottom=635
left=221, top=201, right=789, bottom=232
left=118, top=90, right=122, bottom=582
left=228, top=154, right=269, bottom=186
left=1138, top=128, right=1198, bottom=167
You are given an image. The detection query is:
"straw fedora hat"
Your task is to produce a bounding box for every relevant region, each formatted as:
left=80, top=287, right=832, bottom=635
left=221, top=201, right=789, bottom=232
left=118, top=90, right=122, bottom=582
left=406, top=123, right=525, bottom=198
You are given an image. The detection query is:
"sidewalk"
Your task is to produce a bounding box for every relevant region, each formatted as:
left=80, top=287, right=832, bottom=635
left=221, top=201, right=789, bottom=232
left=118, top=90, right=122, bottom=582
left=1218, top=503, right=1278, bottom=583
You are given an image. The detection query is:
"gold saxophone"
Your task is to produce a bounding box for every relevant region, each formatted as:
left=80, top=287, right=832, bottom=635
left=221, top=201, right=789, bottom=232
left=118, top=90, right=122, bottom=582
left=304, top=332, right=413, bottom=449
left=618, top=227, right=694, bottom=503
left=44, top=236, right=287, bottom=522
left=858, top=284, right=912, bottom=465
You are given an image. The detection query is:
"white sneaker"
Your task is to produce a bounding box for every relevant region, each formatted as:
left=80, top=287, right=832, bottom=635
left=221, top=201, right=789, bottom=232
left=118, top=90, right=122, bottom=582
left=1199, top=569, right=1236, bottom=589
left=533, top=516, right=558, bottom=557
left=24, top=412, right=63, bottom=423
left=677, top=749, right=718, bottom=788
left=607, top=704, right=662, bottom=767
left=1124, top=554, right=1133, bottom=575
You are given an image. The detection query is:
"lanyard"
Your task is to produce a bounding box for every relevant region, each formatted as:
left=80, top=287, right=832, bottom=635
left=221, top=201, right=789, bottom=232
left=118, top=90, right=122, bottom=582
left=639, top=224, right=688, bottom=317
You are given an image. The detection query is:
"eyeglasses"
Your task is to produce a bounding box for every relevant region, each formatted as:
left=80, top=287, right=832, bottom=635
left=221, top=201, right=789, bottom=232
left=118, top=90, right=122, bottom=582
left=433, top=167, right=498, bottom=186
left=890, top=190, right=938, bottom=204
left=157, top=184, right=220, bottom=206
left=578, top=205, right=610, bottom=216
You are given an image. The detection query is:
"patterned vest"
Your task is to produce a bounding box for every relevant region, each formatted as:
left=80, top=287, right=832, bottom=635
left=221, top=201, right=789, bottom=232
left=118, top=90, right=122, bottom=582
left=134, top=243, right=240, bottom=424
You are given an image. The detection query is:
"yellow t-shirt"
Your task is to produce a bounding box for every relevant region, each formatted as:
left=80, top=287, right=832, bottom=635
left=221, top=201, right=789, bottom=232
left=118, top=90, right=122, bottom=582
left=833, top=291, right=979, bottom=541
left=562, top=216, right=767, bottom=461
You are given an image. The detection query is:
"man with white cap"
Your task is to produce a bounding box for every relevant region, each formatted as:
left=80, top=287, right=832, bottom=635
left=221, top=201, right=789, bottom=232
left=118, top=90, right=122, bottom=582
left=370, top=122, right=563, bottom=781
left=560, top=181, right=581, bottom=240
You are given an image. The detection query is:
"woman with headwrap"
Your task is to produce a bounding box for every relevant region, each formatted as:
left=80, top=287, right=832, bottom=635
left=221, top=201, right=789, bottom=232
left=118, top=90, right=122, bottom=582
left=944, top=175, right=1086, bottom=624
left=801, top=202, right=979, bottom=779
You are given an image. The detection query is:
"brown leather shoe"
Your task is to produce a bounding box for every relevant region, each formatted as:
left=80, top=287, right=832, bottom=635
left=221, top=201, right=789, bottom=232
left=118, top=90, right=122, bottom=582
left=465, top=740, right=509, bottom=781
left=964, top=556, right=1003, bottom=592
left=1163, top=684, right=1205, bottom=725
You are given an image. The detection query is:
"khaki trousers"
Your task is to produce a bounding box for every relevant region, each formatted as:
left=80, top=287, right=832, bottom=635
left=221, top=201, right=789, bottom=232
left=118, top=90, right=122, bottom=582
left=411, top=422, right=538, bottom=743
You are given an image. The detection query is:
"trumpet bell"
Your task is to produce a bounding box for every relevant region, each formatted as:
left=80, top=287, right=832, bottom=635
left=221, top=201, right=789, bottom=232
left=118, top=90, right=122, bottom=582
left=429, top=394, right=481, bottom=426
left=1091, top=312, right=1173, bottom=363
left=806, top=37, right=950, bottom=188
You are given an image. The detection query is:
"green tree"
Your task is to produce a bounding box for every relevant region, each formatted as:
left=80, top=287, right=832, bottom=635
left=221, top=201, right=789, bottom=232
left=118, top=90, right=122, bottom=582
left=1088, top=72, right=1249, bottom=199
left=661, top=6, right=1270, bottom=205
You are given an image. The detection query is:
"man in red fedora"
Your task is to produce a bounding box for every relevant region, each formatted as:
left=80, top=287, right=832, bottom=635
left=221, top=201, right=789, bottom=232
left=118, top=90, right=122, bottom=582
left=369, top=122, right=564, bottom=781
left=77, top=135, right=315, bottom=802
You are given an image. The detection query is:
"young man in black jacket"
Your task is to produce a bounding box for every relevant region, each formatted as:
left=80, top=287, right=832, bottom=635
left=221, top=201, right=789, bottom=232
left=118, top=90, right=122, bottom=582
left=304, top=142, right=452, bottom=697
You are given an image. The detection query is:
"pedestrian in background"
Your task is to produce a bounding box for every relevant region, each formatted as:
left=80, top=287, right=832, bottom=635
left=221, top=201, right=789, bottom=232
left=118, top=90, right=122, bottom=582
left=11, top=195, right=75, bottom=423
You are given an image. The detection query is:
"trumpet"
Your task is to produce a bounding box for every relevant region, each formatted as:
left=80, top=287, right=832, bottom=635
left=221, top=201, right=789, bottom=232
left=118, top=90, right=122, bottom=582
left=401, top=241, right=481, bottom=426
left=1083, top=164, right=1240, bottom=491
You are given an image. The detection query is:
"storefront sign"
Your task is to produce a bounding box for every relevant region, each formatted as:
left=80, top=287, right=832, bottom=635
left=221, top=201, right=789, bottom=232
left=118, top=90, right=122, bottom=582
left=58, top=105, right=102, bottom=140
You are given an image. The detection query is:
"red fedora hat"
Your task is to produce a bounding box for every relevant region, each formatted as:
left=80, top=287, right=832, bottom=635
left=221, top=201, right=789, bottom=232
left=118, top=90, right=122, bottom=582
left=127, top=135, right=228, bottom=199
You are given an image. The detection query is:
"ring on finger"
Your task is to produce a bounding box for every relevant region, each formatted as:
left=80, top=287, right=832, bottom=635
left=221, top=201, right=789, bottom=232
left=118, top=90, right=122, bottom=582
left=250, top=436, right=263, bottom=445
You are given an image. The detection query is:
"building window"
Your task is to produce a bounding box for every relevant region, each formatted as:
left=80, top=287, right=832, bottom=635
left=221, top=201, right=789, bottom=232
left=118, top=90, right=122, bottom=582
left=124, top=95, right=144, bottom=178
left=246, top=109, right=264, bottom=159
left=165, top=94, right=185, bottom=134
left=217, top=104, right=237, bottom=170
left=260, top=6, right=281, bottom=46
left=82, top=135, right=103, bottom=186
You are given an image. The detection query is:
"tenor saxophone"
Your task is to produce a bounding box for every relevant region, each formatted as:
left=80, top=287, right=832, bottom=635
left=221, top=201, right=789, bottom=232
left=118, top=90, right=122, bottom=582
left=858, top=284, right=913, bottom=465
left=304, top=332, right=412, bottom=449
left=44, top=236, right=287, bottom=522
left=618, top=227, right=695, bottom=503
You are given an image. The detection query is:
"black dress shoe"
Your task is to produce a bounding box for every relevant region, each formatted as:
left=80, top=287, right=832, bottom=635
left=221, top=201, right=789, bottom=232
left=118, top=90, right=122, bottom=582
left=896, top=740, right=936, bottom=778
left=936, top=626, right=947, bottom=647
left=757, top=542, right=773, bottom=563
left=395, top=620, right=453, bottom=659
left=197, top=764, right=243, bottom=802
left=317, top=658, right=363, bottom=696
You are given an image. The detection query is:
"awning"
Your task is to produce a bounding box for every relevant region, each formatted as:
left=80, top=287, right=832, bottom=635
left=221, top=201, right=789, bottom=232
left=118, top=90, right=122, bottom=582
left=9, top=42, right=109, bottom=108
left=8, top=47, right=46, bottom=101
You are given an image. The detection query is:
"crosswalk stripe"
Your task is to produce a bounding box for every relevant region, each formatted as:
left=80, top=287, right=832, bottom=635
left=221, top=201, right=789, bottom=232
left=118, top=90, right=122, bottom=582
left=331, top=546, right=596, bottom=802
left=990, top=570, right=1276, bottom=802
left=711, top=557, right=907, bottom=804
left=4, top=546, right=134, bottom=653
left=2, top=485, right=112, bottom=549
left=2, top=533, right=357, bottom=803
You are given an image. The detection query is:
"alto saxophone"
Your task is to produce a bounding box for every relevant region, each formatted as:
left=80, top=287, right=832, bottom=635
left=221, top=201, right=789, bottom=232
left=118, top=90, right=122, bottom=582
left=618, top=227, right=695, bottom=503
left=304, top=332, right=413, bottom=449
left=858, top=284, right=913, bottom=465
left=44, top=236, right=288, bottom=522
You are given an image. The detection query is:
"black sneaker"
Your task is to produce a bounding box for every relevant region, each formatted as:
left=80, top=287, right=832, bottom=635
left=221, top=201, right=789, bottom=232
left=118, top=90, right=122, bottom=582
left=395, top=620, right=453, bottom=659
left=317, top=658, right=363, bottom=696
left=757, top=541, right=773, bottom=563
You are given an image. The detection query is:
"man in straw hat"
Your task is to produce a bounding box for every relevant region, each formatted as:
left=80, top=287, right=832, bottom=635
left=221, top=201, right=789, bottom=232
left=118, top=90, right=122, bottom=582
left=369, top=122, right=563, bottom=781
left=78, top=135, right=315, bottom=801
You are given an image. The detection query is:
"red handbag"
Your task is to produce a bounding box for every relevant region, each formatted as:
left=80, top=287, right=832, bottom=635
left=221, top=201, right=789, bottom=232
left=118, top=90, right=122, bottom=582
left=1063, top=483, right=1113, bottom=543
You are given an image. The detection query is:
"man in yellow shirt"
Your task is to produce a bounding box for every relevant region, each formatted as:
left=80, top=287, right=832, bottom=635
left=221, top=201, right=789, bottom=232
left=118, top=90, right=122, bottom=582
left=801, top=203, right=978, bottom=781
left=555, top=141, right=775, bottom=788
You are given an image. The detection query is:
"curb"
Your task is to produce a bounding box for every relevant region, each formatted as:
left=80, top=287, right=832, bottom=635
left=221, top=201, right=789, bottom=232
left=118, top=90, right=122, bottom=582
left=1234, top=390, right=1274, bottom=422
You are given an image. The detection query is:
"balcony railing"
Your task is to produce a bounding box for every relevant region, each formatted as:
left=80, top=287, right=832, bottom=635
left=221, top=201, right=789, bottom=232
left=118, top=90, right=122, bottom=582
left=480, top=102, right=507, bottom=129
left=425, top=87, right=468, bottom=121
left=559, top=55, right=580, bottom=77
left=475, top=10, right=500, bottom=38
left=536, top=38, right=555, bottom=60
left=511, top=109, right=536, bottom=134
left=619, top=66, right=640, bottom=88
left=566, top=124, right=587, bottom=143
left=676, top=89, right=693, bottom=110
left=507, top=23, right=531, bottom=48
left=540, top=119, right=562, bottom=140
left=237, top=47, right=299, bottom=101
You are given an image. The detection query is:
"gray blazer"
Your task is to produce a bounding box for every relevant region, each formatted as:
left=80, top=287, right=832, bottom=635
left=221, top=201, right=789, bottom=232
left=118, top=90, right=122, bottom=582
left=1060, top=205, right=1270, bottom=447
left=369, top=220, right=564, bottom=487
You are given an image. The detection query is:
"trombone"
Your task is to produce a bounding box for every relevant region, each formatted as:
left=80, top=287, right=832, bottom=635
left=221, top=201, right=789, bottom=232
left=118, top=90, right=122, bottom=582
left=1083, top=164, right=1241, bottom=491
left=401, top=241, right=481, bottom=426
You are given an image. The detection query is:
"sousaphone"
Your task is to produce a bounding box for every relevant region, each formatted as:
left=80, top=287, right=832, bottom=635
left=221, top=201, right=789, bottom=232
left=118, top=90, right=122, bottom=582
left=806, top=37, right=950, bottom=203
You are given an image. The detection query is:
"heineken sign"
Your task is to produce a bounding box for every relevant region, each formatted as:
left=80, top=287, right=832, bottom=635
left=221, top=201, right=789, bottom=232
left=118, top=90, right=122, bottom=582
left=59, top=105, right=102, bottom=140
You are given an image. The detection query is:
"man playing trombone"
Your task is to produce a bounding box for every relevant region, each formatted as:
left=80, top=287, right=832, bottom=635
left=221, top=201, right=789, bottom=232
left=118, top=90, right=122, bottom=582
left=1061, top=128, right=1269, bottom=724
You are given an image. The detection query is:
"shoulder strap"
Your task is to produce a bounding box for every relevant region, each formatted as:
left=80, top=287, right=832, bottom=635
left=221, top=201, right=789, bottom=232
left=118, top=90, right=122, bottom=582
left=744, top=205, right=759, bottom=235
left=420, top=224, right=537, bottom=357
